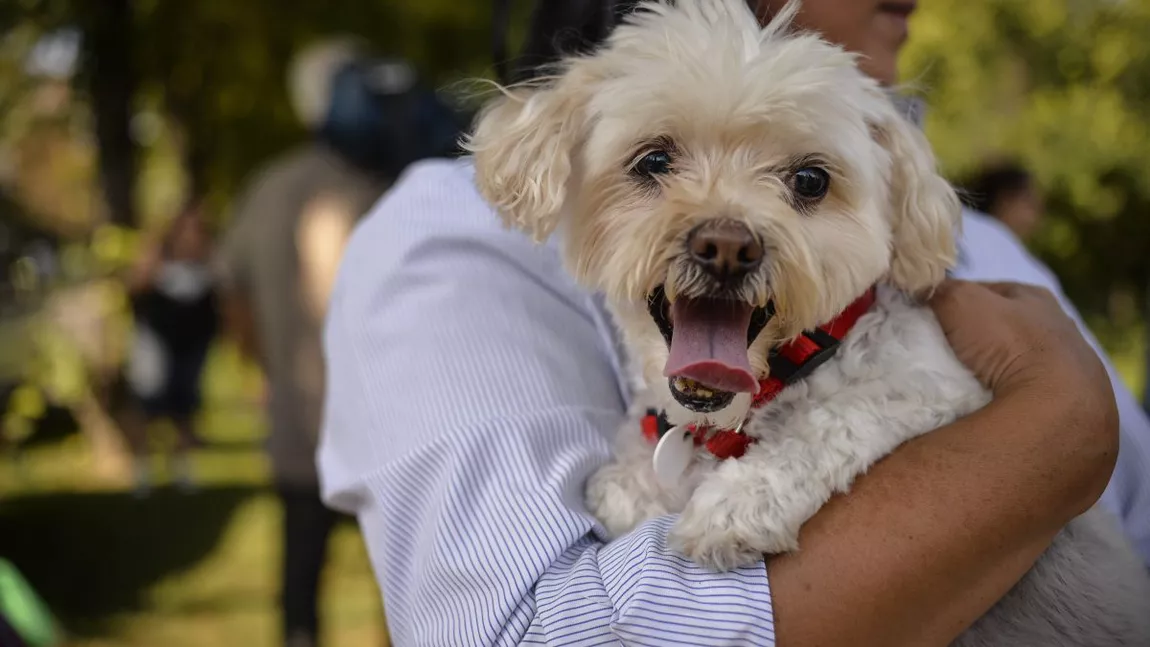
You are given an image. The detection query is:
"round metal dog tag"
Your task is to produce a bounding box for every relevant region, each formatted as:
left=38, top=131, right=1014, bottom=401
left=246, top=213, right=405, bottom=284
left=653, top=425, right=695, bottom=488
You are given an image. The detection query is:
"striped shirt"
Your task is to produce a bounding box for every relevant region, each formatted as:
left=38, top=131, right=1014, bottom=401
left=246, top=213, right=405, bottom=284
left=318, top=157, right=1150, bottom=646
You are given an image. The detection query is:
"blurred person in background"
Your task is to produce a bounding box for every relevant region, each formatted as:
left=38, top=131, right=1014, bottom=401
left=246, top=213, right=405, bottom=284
left=213, top=37, right=466, bottom=647
left=962, top=160, right=1044, bottom=242
left=317, top=0, right=1150, bottom=645
left=123, top=200, right=219, bottom=497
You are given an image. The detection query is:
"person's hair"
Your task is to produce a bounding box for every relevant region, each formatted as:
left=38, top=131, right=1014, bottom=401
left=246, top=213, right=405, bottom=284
left=506, top=0, right=645, bottom=83
left=960, top=161, right=1033, bottom=216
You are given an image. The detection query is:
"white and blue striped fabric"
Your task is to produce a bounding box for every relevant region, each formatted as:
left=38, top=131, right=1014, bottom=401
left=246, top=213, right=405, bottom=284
left=318, top=157, right=1150, bottom=646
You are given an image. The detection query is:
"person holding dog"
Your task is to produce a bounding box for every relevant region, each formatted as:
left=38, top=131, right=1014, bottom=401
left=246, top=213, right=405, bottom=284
left=318, top=1, right=1150, bottom=645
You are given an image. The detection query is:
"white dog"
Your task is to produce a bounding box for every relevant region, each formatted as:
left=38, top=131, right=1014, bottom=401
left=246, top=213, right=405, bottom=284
left=468, top=0, right=1150, bottom=643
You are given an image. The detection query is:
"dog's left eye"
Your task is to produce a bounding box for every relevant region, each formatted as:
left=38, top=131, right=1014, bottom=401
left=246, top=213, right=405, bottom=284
left=634, top=150, right=673, bottom=177
left=790, top=167, right=830, bottom=201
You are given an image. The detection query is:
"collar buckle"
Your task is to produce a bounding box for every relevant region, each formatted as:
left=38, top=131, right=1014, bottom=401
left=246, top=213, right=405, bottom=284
left=770, top=340, right=840, bottom=384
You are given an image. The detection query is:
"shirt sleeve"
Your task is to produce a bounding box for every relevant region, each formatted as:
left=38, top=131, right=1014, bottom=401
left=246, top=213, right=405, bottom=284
left=317, top=160, right=776, bottom=647
left=956, top=210, right=1150, bottom=565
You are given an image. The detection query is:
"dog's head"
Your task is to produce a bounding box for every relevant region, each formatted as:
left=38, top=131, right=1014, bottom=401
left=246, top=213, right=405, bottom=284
left=469, top=0, right=960, bottom=421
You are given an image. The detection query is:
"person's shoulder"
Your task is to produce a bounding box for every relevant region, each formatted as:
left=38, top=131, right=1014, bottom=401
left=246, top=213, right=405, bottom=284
left=228, top=146, right=324, bottom=227
left=955, top=208, right=1061, bottom=290
left=346, top=157, right=502, bottom=259
left=243, top=145, right=324, bottom=191
left=338, top=156, right=572, bottom=301
left=359, top=156, right=485, bottom=227
left=959, top=209, right=1023, bottom=258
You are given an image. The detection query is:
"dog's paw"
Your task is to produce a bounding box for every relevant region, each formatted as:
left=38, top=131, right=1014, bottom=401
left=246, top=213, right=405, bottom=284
left=668, top=522, right=767, bottom=571
left=586, top=463, right=668, bottom=539
left=669, top=484, right=800, bottom=571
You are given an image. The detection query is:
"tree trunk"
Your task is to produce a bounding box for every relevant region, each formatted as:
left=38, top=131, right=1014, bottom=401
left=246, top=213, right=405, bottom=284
left=81, top=0, right=137, bottom=228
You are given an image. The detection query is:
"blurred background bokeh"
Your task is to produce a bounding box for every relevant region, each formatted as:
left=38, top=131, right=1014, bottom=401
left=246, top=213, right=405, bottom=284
left=0, top=0, right=1146, bottom=646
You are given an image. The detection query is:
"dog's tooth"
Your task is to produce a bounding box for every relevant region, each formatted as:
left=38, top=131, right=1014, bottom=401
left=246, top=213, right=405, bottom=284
left=664, top=282, right=679, bottom=303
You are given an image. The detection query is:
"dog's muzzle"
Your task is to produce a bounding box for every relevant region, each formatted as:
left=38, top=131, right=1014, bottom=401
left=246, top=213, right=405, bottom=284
left=648, top=287, right=773, bottom=414
left=645, top=218, right=775, bottom=413
left=685, top=219, right=764, bottom=287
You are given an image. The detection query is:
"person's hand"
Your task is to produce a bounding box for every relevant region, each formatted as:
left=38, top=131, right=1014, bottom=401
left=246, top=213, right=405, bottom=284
left=928, top=279, right=1118, bottom=432
left=127, top=238, right=163, bottom=292
left=928, top=277, right=1122, bottom=537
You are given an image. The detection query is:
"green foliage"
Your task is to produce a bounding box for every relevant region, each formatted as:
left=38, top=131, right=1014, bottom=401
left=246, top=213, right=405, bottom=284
left=129, top=0, right=515, bottom=209
left=6, top=0, right=1146, bottom=315
left=97, top=0, right=1150, bottom=324
left=2, top=0, right=532, bottom=433
left=9, top=0, right=532, bottom=220
left=3, top=0, right=1149, bottom=398
left=903, top=0, right=1150, bottom=324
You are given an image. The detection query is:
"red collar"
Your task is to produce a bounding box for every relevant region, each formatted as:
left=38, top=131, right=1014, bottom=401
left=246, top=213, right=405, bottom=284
left=642, top=287, right=877, bottom=460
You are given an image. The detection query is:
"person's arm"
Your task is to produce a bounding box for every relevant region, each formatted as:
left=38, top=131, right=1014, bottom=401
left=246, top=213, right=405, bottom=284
left=126, top=235, right=163, bottom=295
left=218, top=289, right=259, bottom=364
left=956, top=210, right=1150, bottom=564
left=319, top=161, right=1115, bottom=646
left=771, top=280, right=1118, bottom=646
left=212, top=197, right=260, bottom=365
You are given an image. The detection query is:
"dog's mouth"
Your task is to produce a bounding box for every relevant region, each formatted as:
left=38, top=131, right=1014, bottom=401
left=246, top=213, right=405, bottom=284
left=647, top=285, right=773, bottom=412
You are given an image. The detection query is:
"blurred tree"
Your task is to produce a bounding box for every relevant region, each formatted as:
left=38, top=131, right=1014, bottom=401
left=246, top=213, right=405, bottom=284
left=5, top=0, right=1143, bottom=336
left=8, top=0, right=521, bottom=226
left=903, top=0, right=1150, bottom=332
left=75, top=0, right=136, bottom=227
left=0, top=0, right=528, bottom=463
left=1, top=0, right=1146, bottom=456
left=123, top=0, right=1150, bottom=329
left=131, top=0, right=508, bottom=214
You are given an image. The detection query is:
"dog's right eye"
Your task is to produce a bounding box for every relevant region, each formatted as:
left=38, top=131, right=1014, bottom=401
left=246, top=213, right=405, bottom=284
left=633, top=150, right=673, bottom=177
left=790, top=167, right=830, bottom=201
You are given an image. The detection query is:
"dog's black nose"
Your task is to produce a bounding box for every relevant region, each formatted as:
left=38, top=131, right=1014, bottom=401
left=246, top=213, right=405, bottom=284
left=686, top=219, right=763, bottom=281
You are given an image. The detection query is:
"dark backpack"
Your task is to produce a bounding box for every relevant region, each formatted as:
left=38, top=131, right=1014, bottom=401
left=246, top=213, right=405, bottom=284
left=320, top=58, right=469, bottom=177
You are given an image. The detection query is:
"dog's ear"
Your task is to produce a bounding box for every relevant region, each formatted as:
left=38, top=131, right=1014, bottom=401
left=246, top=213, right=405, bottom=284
left=870, top=107, right=962, bottom=296
left=468, top=80, right=585, bottom=243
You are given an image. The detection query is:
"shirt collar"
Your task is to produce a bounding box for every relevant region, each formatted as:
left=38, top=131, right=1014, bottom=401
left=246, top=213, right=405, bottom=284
left=889, top=92, right=927, bottom=129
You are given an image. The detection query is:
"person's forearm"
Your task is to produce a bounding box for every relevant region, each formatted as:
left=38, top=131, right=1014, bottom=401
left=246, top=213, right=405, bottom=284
left=125, top=238, right=164, bottom=295
left=125, top=260, right=157, bottom=295
left=769, top=388, right=1117, bottom=647
left=220, top=290, right=261, bottom=365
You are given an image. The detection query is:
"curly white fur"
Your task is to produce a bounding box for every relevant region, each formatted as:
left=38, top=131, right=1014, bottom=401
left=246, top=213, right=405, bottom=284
left=470, top=0, right=1150, bottom=642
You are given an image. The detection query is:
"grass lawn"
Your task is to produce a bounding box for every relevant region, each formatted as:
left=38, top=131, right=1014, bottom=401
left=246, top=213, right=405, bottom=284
left=0, top=344, right=388, bottom=647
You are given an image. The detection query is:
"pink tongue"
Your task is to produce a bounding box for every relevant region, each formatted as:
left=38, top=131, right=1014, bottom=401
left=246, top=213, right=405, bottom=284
left=664, top=298, right=758, bottom=393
